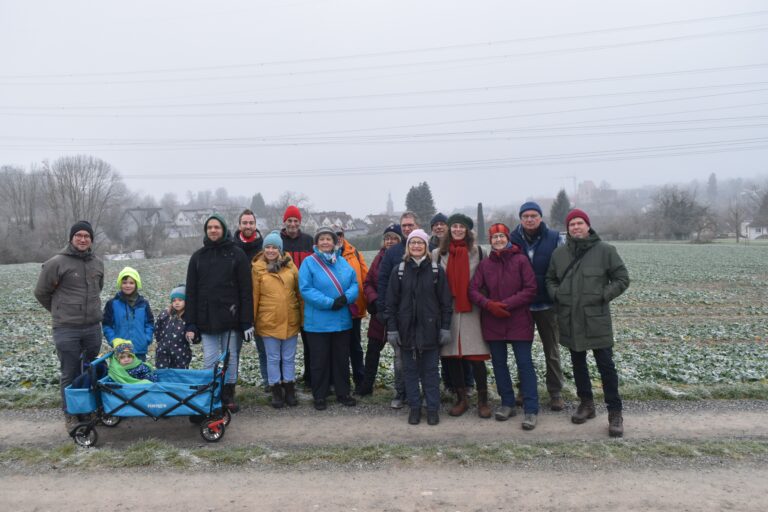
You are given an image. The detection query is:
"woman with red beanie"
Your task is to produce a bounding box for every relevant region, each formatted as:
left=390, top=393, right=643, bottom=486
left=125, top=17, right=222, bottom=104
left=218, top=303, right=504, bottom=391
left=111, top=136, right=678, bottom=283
left=469, top=223, right=539, bottom=429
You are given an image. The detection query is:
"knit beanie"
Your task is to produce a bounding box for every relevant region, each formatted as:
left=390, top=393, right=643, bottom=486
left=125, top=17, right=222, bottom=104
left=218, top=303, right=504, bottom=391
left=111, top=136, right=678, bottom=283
left=407, top=228, right=430, bottom=246
left=565, top=208, right=591, bottom=227
left=69, top=220, right=94, bottom=241
left=519, top=201, right=543, bottom=218
left=263, top=230, right=284, bottom=252
left=204, top=213, right=229, bottom=238
left=283, top=205, right=302, bottom=222
left=112, top=338, right=134, bottom=355
left=170, top=284, right=186, bottom=301
left=383, top=223, right=403, bottom=242
left=314, top=226, right=338, bottom=245
left=117, top=266, right=142, bottom=290
left=488, top=223, right=510, bottom=240
left=446, top=213, right=474, bottom=231
left=430, top=212, right=448, bottom=228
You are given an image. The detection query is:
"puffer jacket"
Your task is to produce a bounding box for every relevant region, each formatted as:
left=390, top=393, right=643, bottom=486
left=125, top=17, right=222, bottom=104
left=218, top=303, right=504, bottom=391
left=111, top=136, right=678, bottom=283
left=185, top=235, right=253, bottom=334
left=363, top=247, right=386, bottom=340
left=339, top=238, right=368, bottom=319
left=298, top=248, right=359, bottom=333
left=545, top=230, right=630, bottom=351
left=34, top=244, right=104, bottom=327
left=102, top=292, right=155, bottom=355
left=385, top=257, right=453, bottom=352
left=252, top=252, right=302, bottom=339
left=469, top=244, right=537, bottom=342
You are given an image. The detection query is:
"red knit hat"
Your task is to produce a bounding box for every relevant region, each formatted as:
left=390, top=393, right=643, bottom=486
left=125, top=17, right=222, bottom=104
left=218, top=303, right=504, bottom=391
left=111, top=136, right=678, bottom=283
left=488, top=223, right=510, bottom=240
left=565, top=208, right=590, bottom=227
left=283, top=205, right=302, bottom=222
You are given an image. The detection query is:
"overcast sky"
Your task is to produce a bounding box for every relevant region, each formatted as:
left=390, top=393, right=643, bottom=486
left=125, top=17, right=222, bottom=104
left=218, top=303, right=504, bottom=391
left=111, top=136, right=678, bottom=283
left=1, top=0, right=767, bottom=217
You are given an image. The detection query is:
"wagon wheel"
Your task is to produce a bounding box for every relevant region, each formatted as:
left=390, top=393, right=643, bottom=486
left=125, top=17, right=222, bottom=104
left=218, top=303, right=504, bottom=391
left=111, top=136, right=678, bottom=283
left=200, top=419, right=226, bottom=442
left=100, top=414, right=121, bottom=427
left=72, top=424, right=99, bottom=448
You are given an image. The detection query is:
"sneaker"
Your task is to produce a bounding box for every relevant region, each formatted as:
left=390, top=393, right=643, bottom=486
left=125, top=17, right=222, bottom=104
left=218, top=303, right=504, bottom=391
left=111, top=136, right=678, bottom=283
left=338, top=395, right=357, bottom=407
left=522, top=413, right=537, bottom=431
left=408, top=408, right=421, bottom=425
left=427, top=410, right=440, bottom=426
left=549, top=395, right=565, bottom=411
left=390, top=397, right=404, bottom=409
left=314, top=399, right=327, bottom=411
left=494, top=405, right=517, bottom=421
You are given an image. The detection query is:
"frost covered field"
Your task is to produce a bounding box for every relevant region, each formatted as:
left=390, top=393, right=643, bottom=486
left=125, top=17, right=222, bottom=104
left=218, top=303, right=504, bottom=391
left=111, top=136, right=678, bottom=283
left=1, top=242, right=766, bottom=393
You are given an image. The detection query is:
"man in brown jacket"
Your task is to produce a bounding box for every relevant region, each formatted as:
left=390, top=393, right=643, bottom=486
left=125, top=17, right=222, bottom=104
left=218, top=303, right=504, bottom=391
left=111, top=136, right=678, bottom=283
left=34, top=221, right=105, bottom=430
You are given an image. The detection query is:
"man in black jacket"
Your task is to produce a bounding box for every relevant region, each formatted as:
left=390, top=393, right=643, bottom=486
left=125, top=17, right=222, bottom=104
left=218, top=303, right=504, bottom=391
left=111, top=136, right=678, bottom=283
left=185, top=213, right=254, bottom=412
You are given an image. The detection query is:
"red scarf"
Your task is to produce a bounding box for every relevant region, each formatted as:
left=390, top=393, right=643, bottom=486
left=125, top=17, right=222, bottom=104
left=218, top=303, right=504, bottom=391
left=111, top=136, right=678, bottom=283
left=239, top=232, right=258, bottom=243
left=447, top=240, right=472, bottom=313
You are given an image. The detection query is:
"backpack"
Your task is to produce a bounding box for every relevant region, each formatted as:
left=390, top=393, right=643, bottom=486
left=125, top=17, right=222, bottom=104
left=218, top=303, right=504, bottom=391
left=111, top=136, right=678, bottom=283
left=398, top=260, right=439, bottom=287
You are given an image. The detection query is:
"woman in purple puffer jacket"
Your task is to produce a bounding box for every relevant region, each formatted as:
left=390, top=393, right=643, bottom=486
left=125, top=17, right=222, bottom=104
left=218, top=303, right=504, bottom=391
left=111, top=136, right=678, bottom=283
left=469, top=223, right=539, bottom=430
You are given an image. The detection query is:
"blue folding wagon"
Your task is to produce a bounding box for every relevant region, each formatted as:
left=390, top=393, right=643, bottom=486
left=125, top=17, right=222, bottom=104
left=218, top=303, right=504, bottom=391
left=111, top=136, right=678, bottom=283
left=64, top=350, right=231, bottom=447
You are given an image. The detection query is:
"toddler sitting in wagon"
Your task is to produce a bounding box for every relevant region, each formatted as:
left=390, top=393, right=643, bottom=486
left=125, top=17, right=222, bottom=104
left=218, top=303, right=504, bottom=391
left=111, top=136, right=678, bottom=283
left=108, top=338, right=158, bottom=384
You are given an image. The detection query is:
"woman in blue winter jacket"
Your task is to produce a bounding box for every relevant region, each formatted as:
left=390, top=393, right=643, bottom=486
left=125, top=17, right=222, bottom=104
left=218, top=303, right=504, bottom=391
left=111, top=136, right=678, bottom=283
left=298, top=227, right=359, bottom=410
left=102, top=267, right=154, bottom=361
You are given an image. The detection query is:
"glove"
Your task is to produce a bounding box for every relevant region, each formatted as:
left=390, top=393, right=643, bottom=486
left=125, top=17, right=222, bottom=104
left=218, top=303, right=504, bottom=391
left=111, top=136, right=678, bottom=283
left=386, top=331, right=400, bottom=347
left=439, top=329, right=452, bottom=346
left=331, top=295, right=348, bottom=311
left=366, top=301, right=378, bottom=315
left=243, top=326, right=255, bottom=342
left=486, top=301, right=512, bottom=319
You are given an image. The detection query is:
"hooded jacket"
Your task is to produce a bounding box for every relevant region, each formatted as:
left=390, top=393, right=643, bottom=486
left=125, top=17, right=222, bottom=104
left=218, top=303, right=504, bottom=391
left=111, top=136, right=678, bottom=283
left=233, top=229, right=264, bottom=262
left=545, top=230, right=630, bottom=351
left=34, top=244, right=104, bottom=327
left=252, top=252, right=303, bottom=339
left=102, top=292, right=155, bottom=354
left=185, top=216, right=253, bottom=334
left=339, top=238, right=368, bottom=319
left=469, top=244, right=537, bottom=342
left=298, top=248, right=359, bottom=333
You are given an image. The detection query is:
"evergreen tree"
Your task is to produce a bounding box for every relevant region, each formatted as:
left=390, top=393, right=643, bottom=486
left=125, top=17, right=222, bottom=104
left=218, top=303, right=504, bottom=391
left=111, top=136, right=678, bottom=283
left=405, top=181, right=436, bottom=226
left=550, top=189, right=572, bottom=229
left=476, top=202, right=486, bottom=244
left=250, top=193, right=267, bottom=216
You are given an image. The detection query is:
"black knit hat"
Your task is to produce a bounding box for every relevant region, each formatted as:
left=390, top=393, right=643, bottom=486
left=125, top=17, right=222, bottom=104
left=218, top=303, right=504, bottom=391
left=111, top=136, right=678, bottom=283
left=314, top=226, right=338, bottom=245
left=383, top=223, right=403, bottom=242
left=446, top=213, right=474, bottom=231
left=69, top=220, right=94, bottom=241
left=430, top=212, right=448, bottom=228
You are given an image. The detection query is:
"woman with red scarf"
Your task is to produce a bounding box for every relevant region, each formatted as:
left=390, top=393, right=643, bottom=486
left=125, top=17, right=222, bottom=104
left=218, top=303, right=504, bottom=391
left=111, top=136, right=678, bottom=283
left=432, top=213, right=492, bottom=418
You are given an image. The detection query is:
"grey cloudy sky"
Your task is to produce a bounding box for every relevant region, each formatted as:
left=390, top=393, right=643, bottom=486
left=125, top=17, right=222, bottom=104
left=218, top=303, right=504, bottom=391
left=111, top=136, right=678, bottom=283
left=1, top=0, right=767, bottom=217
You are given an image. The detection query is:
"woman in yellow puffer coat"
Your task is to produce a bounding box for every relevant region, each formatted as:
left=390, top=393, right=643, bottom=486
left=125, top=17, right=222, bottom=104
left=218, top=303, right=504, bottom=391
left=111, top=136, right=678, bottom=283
left=252, top=231, right=303, bottom=408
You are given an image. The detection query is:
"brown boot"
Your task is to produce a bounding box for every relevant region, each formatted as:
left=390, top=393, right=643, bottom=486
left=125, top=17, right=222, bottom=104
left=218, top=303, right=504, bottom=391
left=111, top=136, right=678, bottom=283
left=449, top=387, right=469, bottom=417
left=571, top=399, right=596, bottom=424
left=608, top=410, right=624, bottom=437
left=283, top=381, right=298, bottom=407
left=477, top=390, right=492, bottom=419
left=271, top=384, right=284, bottom=409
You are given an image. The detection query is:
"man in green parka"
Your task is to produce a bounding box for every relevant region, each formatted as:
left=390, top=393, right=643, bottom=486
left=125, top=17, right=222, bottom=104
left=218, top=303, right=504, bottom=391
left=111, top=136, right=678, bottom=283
left=546, top=208, right=629, bottom=437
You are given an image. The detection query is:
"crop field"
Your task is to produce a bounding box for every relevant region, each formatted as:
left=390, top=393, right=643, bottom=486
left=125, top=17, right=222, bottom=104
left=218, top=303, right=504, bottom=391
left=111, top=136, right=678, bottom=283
left=1, top=242, right=766, bottom=395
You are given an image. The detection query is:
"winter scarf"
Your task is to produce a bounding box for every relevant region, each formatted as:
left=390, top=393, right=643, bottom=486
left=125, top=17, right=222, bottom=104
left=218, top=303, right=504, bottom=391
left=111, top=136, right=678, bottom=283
left=107, top=354, right=155, bottom=384
left=447, top=239, right=472, bottom=312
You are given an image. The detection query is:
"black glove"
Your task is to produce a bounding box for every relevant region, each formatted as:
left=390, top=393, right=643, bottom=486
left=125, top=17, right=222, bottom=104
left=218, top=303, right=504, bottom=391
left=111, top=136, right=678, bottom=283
left=331, top=295, right=348, bottom=311
left=366, top=301, right=378, bottom=315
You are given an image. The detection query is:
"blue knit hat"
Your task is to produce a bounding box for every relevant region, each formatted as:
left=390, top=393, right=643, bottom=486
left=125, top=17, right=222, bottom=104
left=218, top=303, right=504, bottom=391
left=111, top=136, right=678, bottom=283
left=519, top=201, right=543, bottom=218
left=263, top=230, right=284, bottom=252
left=383, top=223, right=403, bottom=242
left=170, top=284, right=186, bottom=301
left=430, top=212, right=448, bottom=228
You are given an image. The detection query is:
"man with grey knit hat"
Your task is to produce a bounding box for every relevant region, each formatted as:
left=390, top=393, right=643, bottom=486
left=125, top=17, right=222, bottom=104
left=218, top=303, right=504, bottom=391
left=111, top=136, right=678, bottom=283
left=34, top=220, right=104, bottom=431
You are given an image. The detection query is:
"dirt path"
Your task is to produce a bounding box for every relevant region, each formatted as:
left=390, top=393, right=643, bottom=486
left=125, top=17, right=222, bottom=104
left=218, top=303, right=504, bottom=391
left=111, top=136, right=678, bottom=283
left=2, top=401, right=767, bottom=511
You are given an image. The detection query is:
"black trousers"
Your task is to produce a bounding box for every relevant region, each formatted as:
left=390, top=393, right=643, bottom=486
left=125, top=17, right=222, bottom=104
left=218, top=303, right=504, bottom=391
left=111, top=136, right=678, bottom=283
left=570, top=347, right=622, bottom=412
left=306, top=330, right=352, bottom=401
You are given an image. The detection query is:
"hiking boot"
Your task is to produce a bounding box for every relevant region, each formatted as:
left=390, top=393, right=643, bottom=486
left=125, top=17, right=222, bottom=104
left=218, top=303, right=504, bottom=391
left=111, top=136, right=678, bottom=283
left=449, top=387, right=469, bottom=417
left=271, top=384, right=284, bottom=409
left=338, top=395, right=357, bottom=407
left=522, top=413, right=538, bottom=431
left=608, top=410, right=624, bottom=438
left=354, top=382, right=373, bottom=397
left=222, top=383, right=240, bottom=413
left=549, top=395, right=565, bottom=411
left=408, top=408, right=421, bottom=425
left=390, top=395, right=405, bottom=409
left=571, top=399, right=596, bottom=424
left=313, top=399, right=327, bottom=411
left=283, top=381, right=298, bottom=407
left=427, top=410, right=440, bottom=426
left=494, top=405, right=517, bottom=421
left=477, top=390, right=492, bottom=419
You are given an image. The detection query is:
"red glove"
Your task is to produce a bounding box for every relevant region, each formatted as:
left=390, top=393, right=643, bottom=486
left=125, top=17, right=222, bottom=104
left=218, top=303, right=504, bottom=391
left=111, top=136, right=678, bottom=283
left=486, top=301, right=511, bottom=318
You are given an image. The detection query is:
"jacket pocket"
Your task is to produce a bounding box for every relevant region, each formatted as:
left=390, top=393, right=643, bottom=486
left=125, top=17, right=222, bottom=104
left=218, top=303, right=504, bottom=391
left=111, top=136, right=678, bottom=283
left=557, top=309, right=571, bottom=337
left=584, top=305, right=612, bottom=337
left=56, top=302, right=82, bottom=319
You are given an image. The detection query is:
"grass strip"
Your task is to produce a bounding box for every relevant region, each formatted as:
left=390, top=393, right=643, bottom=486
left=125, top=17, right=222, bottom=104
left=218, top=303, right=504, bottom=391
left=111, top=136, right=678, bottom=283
left=2, top=439, right=766, bottom=470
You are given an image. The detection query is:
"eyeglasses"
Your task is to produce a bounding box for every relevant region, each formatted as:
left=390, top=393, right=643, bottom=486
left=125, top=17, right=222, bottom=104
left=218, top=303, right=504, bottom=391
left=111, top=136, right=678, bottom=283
left=73, top=234, right=91, bottom=240
left=400, top=223, right=415, bottom=228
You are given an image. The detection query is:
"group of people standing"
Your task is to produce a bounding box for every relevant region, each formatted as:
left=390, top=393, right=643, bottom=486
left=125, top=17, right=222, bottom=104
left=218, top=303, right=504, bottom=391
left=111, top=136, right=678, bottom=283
left=35, top=200, right=629, bottom=438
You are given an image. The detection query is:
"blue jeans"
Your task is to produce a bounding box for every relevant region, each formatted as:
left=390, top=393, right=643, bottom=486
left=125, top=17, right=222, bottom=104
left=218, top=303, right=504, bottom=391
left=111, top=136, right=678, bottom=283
left=255, top=335, right=269, bottom=386
left=570, top=347, right=622, bottom=412
left=489, top=341, right=539, bottom=414
left=201, top=331, right=241, bottom=384
left=263, top=335, right=298, bottom=385
left=402, top=347, right=440, bottom=412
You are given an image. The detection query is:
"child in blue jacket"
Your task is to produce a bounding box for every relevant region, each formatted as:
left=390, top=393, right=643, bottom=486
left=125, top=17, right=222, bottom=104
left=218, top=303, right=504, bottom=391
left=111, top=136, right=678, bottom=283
left=103, top=267, right=155, bottom=361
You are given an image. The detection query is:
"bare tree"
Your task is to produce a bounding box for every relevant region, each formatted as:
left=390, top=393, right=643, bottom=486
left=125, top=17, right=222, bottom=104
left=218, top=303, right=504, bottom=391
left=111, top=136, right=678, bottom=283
left=0, top=165, right=41, bottom=232
left=725, top=201, right=748, bottom=243
left=272, top=190, right=311, bottom=212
